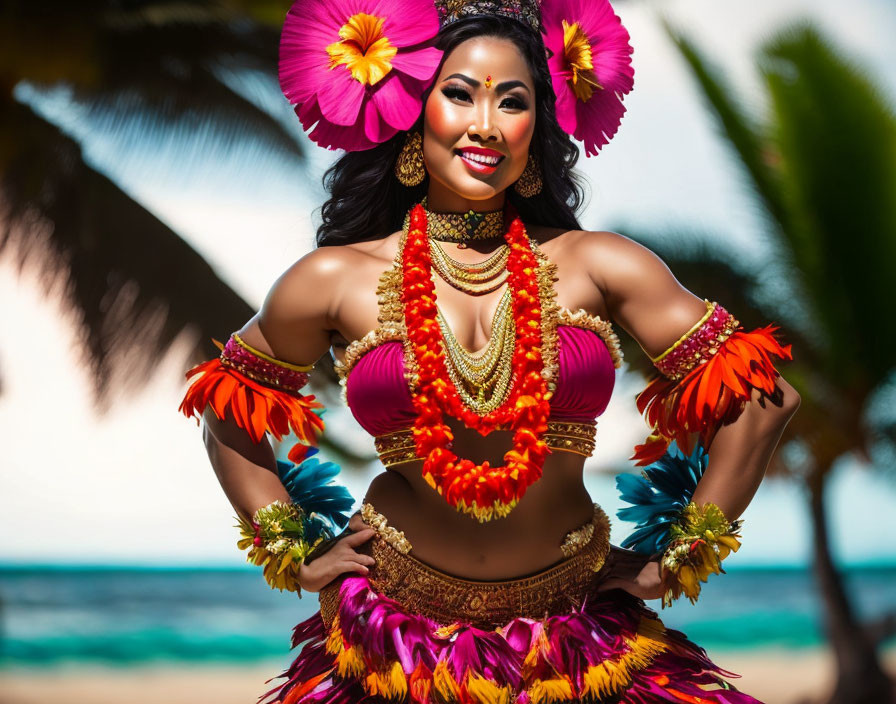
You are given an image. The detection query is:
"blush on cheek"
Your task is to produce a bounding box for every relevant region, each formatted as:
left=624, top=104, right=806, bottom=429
left=424, top=97, right=467, bottom=143
left=424, top=104, right=450, bottom=139
left=501, top=118, right=535, bottom=150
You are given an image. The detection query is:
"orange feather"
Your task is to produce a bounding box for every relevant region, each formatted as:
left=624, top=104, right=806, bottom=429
left=632, top=327, right=791, bottom=465
left=179, top=359, right=324, bottom=447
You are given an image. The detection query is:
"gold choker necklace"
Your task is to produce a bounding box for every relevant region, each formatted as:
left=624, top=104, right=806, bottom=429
left=421, top=197, right=505, bottom=249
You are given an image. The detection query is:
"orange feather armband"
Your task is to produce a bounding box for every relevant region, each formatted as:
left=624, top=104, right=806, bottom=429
left=632, top=301, right=793, bottom=465
left=178, top=333, right=325, bottom=452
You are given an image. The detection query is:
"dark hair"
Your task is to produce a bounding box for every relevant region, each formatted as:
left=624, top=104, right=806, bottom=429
left=315, top=15, right=586, bottom=247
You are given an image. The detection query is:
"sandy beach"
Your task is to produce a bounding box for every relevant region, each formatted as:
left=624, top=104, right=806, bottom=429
left=2, top=649, right=895, bottom=704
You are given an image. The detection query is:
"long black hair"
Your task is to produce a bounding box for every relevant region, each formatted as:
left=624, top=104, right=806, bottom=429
left=316, top=15, right=586, bottom=247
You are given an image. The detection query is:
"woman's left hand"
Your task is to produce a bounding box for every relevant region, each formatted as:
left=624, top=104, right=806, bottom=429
left=596, top=558, right=667, bottom=601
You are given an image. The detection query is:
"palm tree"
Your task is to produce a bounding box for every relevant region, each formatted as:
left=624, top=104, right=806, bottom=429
left=619, top=21, right=896, bottom=704
left=0, top=0, right=301, bottom=405
left=1, top=1, right=370, bottom=463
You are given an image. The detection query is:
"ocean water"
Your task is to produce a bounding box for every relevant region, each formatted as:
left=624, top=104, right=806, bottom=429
left=0, top=565, right=893, bottom=666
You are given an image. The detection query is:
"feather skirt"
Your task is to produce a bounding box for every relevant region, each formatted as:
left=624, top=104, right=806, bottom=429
left=259, top=542, right=762, bottom=704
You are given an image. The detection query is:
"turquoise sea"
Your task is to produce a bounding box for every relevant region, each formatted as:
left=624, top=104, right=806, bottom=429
left=1, top=565, right=894, bottom=666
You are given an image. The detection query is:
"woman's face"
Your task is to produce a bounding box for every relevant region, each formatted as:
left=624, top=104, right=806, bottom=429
left=422, top=35, right=536, bottom=207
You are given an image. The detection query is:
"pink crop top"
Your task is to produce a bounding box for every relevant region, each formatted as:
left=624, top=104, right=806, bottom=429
left=338, top=311, right=623, bottom=437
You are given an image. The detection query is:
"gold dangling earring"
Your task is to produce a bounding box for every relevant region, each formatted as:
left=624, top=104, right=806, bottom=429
left=514, top=152, right=543, bottom=198
left=394, top=130, right=426, bottom=187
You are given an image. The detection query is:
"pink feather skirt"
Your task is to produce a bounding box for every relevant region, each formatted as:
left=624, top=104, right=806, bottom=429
left=260, top=508, right=762, bottom=704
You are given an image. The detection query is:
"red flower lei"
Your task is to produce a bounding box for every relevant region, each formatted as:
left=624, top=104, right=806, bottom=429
left=401, top=203, right=553, bottom=521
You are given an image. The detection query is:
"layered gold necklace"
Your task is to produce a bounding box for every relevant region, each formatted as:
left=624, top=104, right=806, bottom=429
left=436, top=287, right=516, bottom=414
left=402, top=199, right=516, bottom=414
left=429, top=240, right=509, bottom=295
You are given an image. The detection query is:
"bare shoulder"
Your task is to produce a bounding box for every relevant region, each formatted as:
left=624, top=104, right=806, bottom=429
left=530, top=226, right=670, bottom=298
left=341, top=229, right=403, bottom=261
left=264, top=232, right=400, bottom=311
left=263, top=246, right=353, bottom=316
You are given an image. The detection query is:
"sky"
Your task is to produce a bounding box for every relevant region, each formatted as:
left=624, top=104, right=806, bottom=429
left=2, top=0, right=895, bottom=567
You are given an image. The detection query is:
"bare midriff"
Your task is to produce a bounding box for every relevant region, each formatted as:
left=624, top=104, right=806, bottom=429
left=363, top=415, right=597, bottom=581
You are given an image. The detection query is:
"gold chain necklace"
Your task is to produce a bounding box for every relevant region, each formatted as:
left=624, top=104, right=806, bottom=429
left=429, top=240, right=510, bottom=295
left=436, top=287, right=516, bottom=414
left=430, top=238, right=509, bottom=277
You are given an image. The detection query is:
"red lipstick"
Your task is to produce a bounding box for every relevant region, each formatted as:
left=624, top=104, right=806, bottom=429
left=455, top=146, right=505, bottom=174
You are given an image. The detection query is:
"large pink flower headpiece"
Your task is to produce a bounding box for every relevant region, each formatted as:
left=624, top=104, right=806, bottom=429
left=279, top=0, right=634, bottom=156
left=279, top=0, right=444, bottom=151
left=541, top=0, right=635, bottom=156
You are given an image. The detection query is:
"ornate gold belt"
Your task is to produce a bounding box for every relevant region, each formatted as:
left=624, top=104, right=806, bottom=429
left=319, top=504, right=611, bottom=629
left=374, top=420, right=597, bottom=468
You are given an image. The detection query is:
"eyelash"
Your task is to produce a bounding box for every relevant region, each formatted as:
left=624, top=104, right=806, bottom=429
left=441, top=85, right=528, bottom=110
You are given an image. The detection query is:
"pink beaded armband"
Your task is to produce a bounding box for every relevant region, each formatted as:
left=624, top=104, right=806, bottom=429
left=633, top=301, right=792, bottom=465
left=179, top=333, right=323, bottom=448
left=221, top=333, right=312, bottom=391
left=650, top=301, right=739, bottom=382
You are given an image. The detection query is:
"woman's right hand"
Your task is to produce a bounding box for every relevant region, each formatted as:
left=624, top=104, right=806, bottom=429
left=297, top=513, right=377, bottom=593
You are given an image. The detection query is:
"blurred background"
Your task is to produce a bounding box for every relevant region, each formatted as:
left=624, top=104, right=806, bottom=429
left=1, top=1, right=894, bottom=703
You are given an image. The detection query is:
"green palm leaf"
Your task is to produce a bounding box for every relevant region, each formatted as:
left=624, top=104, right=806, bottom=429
left=760, top=24, right=896, bottom=388
left=1, top=101, right=255, bottom=407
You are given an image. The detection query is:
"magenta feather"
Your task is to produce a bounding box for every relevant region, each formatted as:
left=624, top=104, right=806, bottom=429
left=261, top=578, right=764, bottom=704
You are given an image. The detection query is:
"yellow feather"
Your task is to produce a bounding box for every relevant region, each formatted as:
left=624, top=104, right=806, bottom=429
left=529, top=677, right=574, bottom=704
left=433, top=660, right=461, bottom=702
left=465, top=674, right=511, bottom=704
left=335, top=645, right=365, bottom=678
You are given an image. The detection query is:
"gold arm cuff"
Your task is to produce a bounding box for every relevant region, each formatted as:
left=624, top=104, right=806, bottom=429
left=232, top=332, right=314, bottom=372
left=649, top=300, right=715, bottom=364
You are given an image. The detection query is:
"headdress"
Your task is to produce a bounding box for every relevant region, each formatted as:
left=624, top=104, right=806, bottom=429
left=279, top=0, right=634, bottom=156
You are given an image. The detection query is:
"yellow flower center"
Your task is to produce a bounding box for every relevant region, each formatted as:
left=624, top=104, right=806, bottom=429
left=326, top=13, right=397, bottom=87
left=562, top=20, right=604, bottom=102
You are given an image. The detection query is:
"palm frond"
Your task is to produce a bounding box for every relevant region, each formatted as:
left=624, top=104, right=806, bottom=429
left=0, top=100, right=254, bottom=408
left=662, top=18, right=789, bottom=231
left=8, top=6, right=303, bottom=174
left=760, top=23, right=896, bottom=389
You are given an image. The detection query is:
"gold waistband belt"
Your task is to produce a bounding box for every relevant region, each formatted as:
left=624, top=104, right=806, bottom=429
left=374, top=420, right=597, bottom=468
left=319, top=504, right=611, bottom=629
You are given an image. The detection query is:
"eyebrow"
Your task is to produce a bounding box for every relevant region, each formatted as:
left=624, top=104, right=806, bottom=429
left=442, top=73, right=531, bottom=94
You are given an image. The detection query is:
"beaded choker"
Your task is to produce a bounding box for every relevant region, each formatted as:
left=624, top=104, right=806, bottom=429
left=420, top=197, right=505, bottom=248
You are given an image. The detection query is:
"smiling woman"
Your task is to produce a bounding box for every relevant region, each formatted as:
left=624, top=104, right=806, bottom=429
left=177, top=0, right=799, bottom=702
left=423, top=42, right=536, bottom=198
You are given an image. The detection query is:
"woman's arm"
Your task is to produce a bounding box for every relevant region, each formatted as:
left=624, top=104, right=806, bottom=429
left=199, top=246, right=343, bottom=519
left=581, top=230, right=799, bottom=520
left=184, top=246, right=376, bottom=591
left=579, top=230, right=799, bottom=602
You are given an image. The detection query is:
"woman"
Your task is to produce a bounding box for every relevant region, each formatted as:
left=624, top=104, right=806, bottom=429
left=181, top=0, right=800, bottom=702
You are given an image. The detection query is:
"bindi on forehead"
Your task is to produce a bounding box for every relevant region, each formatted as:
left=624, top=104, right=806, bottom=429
left=439, top=40, right=533, bottom=91
left=442, top=72, right=531, bottom=94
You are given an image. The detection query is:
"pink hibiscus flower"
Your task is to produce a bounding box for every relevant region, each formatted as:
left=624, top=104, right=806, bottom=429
left=279, top=0, right=443, bottom=151
left=541, top=0, right=635, bottom=156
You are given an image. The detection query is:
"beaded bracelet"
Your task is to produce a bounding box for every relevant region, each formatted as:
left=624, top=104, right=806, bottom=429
left=617, top=442, right=742, bottom=607
left=236, top=500, right=319, bottom=595
left=659, top=501, right=742, bottom=608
